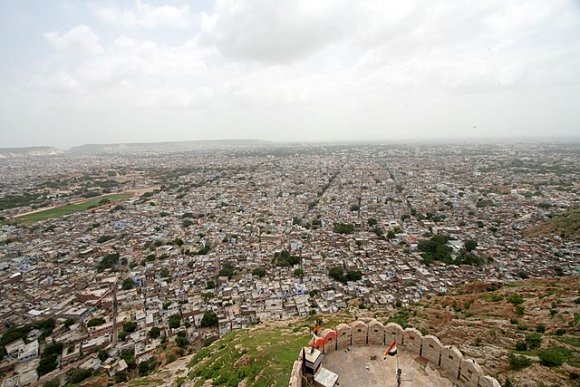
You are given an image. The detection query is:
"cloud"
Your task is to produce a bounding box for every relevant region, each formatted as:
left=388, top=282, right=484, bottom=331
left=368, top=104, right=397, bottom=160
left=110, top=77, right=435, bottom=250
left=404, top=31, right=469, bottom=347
left=33, top=71, right=79, bottom=93
left=200, top=0, right=354, bottom=64
left=44, top=25, right=103, bottom=54
left=93, top=0, right=194, bottom=29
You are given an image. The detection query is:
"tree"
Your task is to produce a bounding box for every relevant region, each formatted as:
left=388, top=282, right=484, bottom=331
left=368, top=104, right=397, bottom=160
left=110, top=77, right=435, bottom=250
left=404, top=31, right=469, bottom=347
left=252, top=267, right=266, bottom=278
left=333, top=222, right=354, bottom=234
left=123, top=321, right=137, bottom=333
left=87, top=317, right=106, bottom=327
left=464, top=239, right=477, bottom=252
left=293, top=268, right=304, bottom=278
left=218, top=262, right=236, bottom=278
left=175, top=335, right=189, bottom=348
left=98, top=349, right=108, bottom=362
left=367, top=218, right=378, bottom=226
left=122, top=278, right=134, bottom=290
left=148, top=327, right=161, bottom=339
left=206, top=280, right=216, bottom=289
left=200, top=310, right=218, bottom=328
left=168, top=314, right=181, bottom=329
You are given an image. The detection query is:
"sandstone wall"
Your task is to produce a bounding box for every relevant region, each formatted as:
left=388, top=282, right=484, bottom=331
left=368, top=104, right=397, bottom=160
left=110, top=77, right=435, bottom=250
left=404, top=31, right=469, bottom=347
left=367, top=319, right=386, bottom=346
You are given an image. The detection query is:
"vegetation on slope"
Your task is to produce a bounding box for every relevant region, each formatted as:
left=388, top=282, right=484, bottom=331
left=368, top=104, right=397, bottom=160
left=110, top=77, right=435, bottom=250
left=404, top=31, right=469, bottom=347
left=525, top=207, right=579, bottom=240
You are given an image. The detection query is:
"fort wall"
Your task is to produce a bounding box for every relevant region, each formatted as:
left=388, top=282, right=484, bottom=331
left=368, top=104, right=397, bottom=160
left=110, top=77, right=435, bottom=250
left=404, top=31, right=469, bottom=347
left=289, top=320, right=500, bottom=387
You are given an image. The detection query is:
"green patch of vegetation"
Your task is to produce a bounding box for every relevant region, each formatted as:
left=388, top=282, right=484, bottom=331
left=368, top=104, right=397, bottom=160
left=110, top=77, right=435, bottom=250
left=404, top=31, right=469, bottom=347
left=333, top=222, right=354, bottom=234
left=509, top=353, right=532, bottom=370
left=327, top=266, right=362, bottom=284
left=13, top=193, right=131, bottom=223
left=188, top=321, right=311, bottom=386
left=387, top=309, right=409, bottom=329
left=272, top=250, right=300, bottom=267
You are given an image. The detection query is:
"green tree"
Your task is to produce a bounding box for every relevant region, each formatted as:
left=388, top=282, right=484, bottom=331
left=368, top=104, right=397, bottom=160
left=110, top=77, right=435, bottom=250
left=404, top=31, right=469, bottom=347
left=464, top=239, right=477, bottom=252
left=123, top=321, right=137, bottom=333
left=293, top=268, right=304, bottom=278
left=200, top=310, right=218, bottom=328
left=148, top=327, right=161, bottom=339
left=122, top=278, right=134, bottom=290
left=168, top=314, right=181, bottom=329
left=252, top=267, right=266, bottom=278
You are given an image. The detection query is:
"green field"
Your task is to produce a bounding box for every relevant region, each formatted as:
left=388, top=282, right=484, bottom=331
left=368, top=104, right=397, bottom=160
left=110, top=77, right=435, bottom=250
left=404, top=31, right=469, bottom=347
left=13, top=193, right=132, bottom=223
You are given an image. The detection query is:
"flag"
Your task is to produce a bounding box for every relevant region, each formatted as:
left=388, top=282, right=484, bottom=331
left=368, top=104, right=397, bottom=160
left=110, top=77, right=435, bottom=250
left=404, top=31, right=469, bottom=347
left=384, top=341, right=397, bottom=359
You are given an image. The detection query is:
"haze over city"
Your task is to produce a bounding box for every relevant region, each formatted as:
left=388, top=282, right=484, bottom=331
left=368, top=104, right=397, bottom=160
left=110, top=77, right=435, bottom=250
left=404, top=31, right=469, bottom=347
left=1, top=0, right=580, bottom=148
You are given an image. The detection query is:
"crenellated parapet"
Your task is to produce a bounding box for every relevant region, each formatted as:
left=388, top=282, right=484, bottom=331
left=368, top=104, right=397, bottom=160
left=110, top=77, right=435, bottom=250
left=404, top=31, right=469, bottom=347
left=289, top=320, right=501, bottom=387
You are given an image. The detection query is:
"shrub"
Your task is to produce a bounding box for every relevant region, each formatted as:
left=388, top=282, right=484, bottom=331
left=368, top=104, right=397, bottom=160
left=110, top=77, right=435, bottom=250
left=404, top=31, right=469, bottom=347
left=538, top=348, right=564, bottom=367
left=525, top=333, right=542, bottom=349
left=507, top=294, right=524, bottom=305
left=536, top=324, right=546, bottom=333
left=68, top=369, right=92, bottom=384
left=515, top=341, right=528, bottom=351
left=509, top=353, right=532, bottom=370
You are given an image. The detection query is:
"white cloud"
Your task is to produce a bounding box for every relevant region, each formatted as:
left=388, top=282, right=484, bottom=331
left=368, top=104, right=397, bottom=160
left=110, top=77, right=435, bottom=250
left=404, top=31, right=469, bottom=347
left=93, top=0, right=194, bottom=29
left=6, top=0, right=580, bottom=147
left=200, top=0, right=354, bottom=63
left=44, top=25, right=103, bottom=54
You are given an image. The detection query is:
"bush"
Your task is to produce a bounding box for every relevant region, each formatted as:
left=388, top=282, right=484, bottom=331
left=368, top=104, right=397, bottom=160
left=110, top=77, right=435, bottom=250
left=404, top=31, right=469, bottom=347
left=509, top=353, right=532, bottom=370
left=525, top=333, right=542, bottom=349
left=68, top=368, right=92, bottom=384
left=515, top=305, right=525, bottom=315
left=507, top=294, right=524, bottom=305
left=538, top=348, right=564, bottom=367
left=515, top=341, right=528, bottom=351
left=536, top=324, right=546, bottom=333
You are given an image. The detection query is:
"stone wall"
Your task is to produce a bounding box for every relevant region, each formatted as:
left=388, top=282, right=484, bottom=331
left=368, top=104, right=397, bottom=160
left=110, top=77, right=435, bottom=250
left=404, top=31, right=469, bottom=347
left=289, top=320, right=501, bottom=387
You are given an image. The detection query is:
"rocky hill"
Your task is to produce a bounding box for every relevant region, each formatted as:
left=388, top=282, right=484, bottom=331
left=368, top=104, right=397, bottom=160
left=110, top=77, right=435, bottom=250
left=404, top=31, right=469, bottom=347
left=118, top=276, right=578, bottom=387
left=0, top=146, right=63, bottom=158
left=524, top=207, right=579, bottom=241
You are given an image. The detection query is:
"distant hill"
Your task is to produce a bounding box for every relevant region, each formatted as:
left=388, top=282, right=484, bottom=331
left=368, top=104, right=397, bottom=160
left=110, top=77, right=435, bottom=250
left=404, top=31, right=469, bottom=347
left=69, top=139, right=269, bottom=155
left=0, top=146, right=63, bottom=159
left=524, top=207, right=579, bottom=240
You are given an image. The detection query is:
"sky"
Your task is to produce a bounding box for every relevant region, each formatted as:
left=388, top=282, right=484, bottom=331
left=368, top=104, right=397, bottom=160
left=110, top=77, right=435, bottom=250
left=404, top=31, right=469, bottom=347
left=0, top=0, right=579, bottom=148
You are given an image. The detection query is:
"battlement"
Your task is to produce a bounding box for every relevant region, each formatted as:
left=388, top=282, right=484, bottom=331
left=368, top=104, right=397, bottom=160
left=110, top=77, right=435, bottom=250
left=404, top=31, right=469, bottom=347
left=289, top=319, right=501, bottom=387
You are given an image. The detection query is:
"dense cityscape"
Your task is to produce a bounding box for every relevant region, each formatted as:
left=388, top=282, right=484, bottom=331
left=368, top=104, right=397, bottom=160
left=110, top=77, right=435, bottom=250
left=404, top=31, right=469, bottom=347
left=0, top=142, right=577, bottom=386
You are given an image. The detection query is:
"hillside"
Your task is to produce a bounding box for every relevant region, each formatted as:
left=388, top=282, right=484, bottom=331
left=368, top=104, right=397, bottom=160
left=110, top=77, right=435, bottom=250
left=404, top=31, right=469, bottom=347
left=0, top=146, right=63, bottom=158
left=122, top=276, right=578, bottom=387
left=524, top=207, right=579, bottom=241
left=68, top=140, right=268, bottom=155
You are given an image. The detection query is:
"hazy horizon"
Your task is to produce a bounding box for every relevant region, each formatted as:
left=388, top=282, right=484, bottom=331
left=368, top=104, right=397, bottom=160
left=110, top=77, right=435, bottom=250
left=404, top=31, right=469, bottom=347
left=1, top=0, right=580, bottom=148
